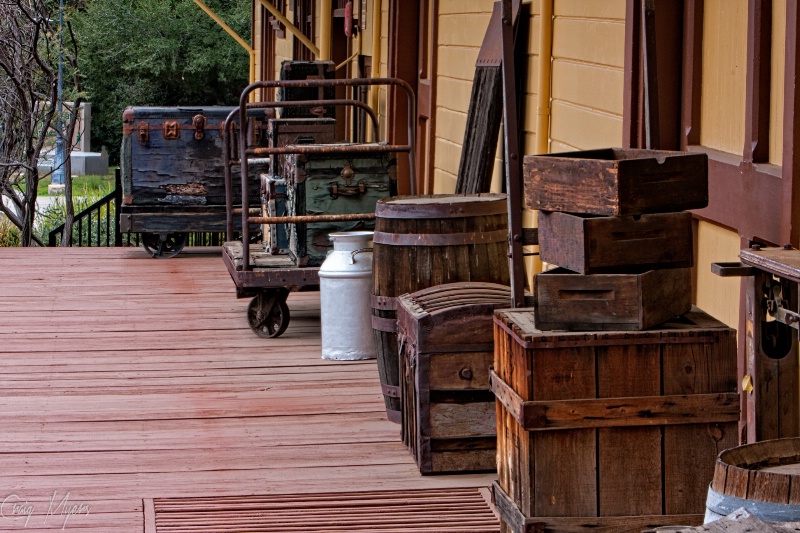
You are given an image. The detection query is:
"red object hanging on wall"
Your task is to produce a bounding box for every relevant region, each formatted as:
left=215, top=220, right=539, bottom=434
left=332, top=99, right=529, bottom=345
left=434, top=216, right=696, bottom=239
left=344, top=1, right=353, bottom=37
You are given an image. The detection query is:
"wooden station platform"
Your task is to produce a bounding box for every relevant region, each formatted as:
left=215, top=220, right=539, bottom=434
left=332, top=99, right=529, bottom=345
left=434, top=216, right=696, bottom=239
left=0, top=247, right=498, bottom=532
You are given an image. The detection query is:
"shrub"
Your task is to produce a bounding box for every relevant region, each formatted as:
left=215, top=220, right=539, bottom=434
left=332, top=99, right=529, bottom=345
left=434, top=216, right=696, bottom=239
left=0, top=216, right=20, bottom=247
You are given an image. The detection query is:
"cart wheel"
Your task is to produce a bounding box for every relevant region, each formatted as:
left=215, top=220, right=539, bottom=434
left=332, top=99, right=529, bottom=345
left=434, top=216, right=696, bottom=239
left=248, top=293, right=290, bottom=338
left=141, top=232, right=187, bottom=259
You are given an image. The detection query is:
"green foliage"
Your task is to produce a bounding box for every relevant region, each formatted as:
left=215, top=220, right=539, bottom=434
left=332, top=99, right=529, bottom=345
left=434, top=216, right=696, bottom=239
left=0, top=217, right=21, bottom=247
left=37, top=171, right=116, bottom=197
left=73, top=0, right=251, bottom=165
left=38, top=195, right=115, bottom=246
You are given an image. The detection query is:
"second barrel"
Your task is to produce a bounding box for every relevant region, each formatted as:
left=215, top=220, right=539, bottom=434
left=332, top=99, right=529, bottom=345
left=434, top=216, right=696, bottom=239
left=371, top=194, right=510, bottom=423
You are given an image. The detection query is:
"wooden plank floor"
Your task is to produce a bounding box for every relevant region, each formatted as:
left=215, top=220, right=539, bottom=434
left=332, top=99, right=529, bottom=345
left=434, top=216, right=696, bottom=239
left=0, top=247, right=497, bottom=532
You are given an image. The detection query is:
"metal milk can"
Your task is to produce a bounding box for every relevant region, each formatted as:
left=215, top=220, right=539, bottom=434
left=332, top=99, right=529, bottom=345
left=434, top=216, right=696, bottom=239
left=319, top=231, right=377, bottom=360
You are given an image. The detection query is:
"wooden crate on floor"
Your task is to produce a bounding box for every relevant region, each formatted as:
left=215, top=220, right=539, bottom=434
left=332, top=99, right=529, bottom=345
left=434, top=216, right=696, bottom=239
left=397, top=282, right=511, bottom=474
left=492, top=307, right=739, bottom=532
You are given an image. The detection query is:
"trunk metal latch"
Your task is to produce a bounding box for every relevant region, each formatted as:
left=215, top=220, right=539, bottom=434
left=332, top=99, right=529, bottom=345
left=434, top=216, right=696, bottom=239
left=193, top=114, right=206, bottom=140
left=137, top=122, right=150, bottom=143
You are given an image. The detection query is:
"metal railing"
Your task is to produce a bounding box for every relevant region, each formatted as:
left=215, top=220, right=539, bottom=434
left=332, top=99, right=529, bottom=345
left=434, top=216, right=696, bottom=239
left=48, top=169, right=126, bottom=247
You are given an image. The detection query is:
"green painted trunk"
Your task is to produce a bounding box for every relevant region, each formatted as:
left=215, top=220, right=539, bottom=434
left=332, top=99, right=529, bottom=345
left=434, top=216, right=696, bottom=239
left=287, top=147, right=397, bottom=266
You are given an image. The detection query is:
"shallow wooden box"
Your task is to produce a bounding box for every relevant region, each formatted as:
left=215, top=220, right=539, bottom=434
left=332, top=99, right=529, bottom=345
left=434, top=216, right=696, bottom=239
left=523, top=148, right=708, bottom=216
left=397, top=282, right=511, bottom=474
left=534, top=267, right=692, bottom=331
left=492, top=307, right=739, bottom=532
left=538, top=211, right=693, bottom=274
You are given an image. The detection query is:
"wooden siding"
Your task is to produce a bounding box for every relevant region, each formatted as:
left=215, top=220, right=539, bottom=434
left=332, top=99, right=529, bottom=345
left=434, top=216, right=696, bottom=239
left=699, top=0, right=748, bottom=156
left=694, top=221, right=741, bottom=329
left=0, top=247, right=498, bottom=532
left=771, top=0, right=787, bottom=165
left=549, top=0, right=625, bottom=153
left=432, top=0, right=496, bottom=194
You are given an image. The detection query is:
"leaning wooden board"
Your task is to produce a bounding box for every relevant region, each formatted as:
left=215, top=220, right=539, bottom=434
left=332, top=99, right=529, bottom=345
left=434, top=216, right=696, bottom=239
left=493, top=307, right=739, bottom=532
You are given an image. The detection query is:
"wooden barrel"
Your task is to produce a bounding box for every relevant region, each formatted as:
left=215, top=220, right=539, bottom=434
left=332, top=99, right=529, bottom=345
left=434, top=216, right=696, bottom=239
left=371, top=194, right=510, bottom=423
left=706, top=438, right=800, bottom=523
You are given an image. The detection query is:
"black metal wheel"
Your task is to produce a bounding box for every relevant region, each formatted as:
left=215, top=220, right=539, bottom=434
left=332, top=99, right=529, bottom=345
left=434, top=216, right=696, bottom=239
left=247, top=292, right=290, bottom=338
left=141, top=232, right=187, bottom=259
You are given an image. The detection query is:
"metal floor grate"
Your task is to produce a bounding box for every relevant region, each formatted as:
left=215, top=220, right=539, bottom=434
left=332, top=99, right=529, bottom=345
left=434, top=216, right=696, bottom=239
left=146, top=487, right=499, bottom=532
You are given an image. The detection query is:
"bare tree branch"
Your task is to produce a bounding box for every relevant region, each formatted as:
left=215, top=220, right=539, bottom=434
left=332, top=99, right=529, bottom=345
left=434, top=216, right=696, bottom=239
left=0, top=0, right=79, bottom=246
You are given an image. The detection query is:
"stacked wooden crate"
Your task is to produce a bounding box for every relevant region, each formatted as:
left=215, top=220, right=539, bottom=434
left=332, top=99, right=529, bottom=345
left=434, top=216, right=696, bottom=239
left=492, top=149, right=741, bottom=531
left=527, top=148, right=707, bottom=331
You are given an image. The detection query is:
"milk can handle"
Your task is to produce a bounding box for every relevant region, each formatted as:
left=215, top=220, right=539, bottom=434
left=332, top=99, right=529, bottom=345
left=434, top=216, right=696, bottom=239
left=350, top=248, right=373, bottom=264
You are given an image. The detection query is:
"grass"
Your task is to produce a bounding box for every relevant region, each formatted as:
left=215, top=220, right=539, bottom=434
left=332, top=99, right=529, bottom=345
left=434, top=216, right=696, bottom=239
left=37, top=170, right=116, bottom=197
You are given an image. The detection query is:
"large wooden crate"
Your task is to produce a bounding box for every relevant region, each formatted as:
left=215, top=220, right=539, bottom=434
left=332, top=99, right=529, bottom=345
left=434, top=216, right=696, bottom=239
left=492, top=307, right=739, bottom=532
left=397, top=282, right=511, bottom=474
left=523, top=148, right=708, bottom=216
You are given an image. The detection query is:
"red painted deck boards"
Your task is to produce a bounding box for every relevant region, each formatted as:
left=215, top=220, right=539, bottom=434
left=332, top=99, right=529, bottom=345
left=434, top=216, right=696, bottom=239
left=0, top=247, right=497, bottom=532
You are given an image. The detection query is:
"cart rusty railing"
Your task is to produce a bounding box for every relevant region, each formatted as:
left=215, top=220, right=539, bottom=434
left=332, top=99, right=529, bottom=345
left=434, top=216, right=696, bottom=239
left=223, top=77, right=417, bottom=272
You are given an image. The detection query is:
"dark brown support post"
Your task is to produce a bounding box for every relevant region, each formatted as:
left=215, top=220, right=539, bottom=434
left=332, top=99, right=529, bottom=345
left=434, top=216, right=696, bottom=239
left=386, top=0, right=420, bottom=195
left=681, top=0, right=703, bottom=149
left=500, top=0, right=525, bottom=308
left=745, top=270, right=800, bottom=443
left=782, top=1, right=800, bottom=247
left=641, top=0, right=660, bottom=149
left=744, top=0, right=772, bottom=163
left=623, top=0, right=642, bottom=149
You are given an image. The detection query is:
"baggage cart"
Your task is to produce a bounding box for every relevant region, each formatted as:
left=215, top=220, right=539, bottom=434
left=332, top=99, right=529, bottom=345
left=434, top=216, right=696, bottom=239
left=221, top=77, right=416, bottom=338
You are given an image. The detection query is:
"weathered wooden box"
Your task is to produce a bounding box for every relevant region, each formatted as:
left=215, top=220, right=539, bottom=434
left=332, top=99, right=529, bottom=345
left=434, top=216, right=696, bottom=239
left=277, top=60, right=335, bottom=119
left=523, top=148, right=708, bottom=216
left=287, top=147, right=396, bottom=266
left=397, top=282, right=511, bottom=475
left=121, top=106, right=262, bottom=207
left=538, top=211, right=694, bottom=274
left=492, top=307, right=739, bottom=532
left=267, top=118, right=336, bottom=182
left=534, top=267, right=692, bottom=331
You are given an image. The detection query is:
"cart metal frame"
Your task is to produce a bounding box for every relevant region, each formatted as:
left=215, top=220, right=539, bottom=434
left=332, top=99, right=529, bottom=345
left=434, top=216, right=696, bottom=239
left=222, top=77, right=416, bottom=337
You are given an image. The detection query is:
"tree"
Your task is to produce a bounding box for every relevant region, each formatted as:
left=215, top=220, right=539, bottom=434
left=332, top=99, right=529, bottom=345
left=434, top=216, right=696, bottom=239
left=0, top=0, right=82, bottom=246
left=73, top=0, right=251, bottom=165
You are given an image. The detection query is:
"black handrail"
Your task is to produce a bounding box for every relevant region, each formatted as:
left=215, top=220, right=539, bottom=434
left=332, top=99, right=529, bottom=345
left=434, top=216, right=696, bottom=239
left=48, top=169, right=124, bottom=247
